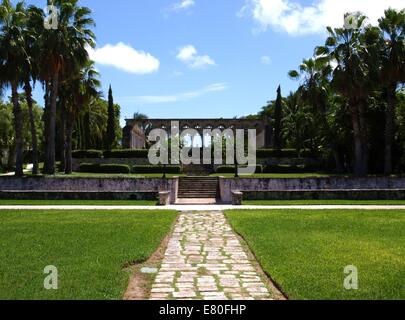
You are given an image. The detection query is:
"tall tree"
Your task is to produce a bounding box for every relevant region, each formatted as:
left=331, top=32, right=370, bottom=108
left=33, top=0, right=95, bottom=174
left=64, top=61, right=101, bottom=174
left=378, top=9, right=405, bottom=174
left=289, top=57, right=344, bottom=172
left=0, top=0, right=27, bottom=176
left=106, top=85, right=116, bottom=150
left=319, top=14, right=375, bottom=176
left=273, top=85, right=283, bottom=151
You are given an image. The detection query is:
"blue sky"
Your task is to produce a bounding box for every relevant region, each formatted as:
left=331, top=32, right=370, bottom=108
left=22, top=0, right=404, bottom=124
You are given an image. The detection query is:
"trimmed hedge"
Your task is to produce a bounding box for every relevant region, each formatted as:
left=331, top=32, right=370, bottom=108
left=103, top=149, right=149, bottom=159
left=79, top=163, right=131, bottom=174
left=216, top=165, right=263, bottom=174
left=72, top=150, right=103, bottom=159
left=263, top=164, right=307, bottom=174
left=132, top=165, right=182, bottom=174
left=257, top=149, right=320, bottom=159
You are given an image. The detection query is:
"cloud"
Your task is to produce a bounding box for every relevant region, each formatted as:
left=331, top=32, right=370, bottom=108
left=121, top=83, right=227, bottom=104
left=176, top=45, right=216, bottom=69
left=87, top=42, right=160, bottom=74
left=240, top=0, right=405, bottom=35
left=172, top=0, right=195, bottom=11
left=261, top=55, right=272, bottom=65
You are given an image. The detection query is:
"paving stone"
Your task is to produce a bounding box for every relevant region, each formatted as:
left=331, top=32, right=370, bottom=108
left=149, top=211, right=272, bottom=301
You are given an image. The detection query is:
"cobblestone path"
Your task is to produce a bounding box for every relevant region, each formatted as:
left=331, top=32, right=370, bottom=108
left=150, top=211, right=273, bottom=300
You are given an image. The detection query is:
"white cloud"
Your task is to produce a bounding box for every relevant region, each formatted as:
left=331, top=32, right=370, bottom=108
left=121, top=83, right=227, bottom=104
left=87, top=42, right=160, bottom=74
left=261, top=55, right=272, bottom=64
left=240, top=0, right=405, bottom=35
left=176, top=45, right=216, bottom=69
left=172, top=0, right=195, bottom=11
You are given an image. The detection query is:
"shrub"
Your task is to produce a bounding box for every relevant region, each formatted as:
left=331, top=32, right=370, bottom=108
left=100, top=164, right=131, bottom=174
left=257, top=149, right=298, bottom=159
left=79, top=163, right=101, bottom=173
left=216, top=165, right=263, bottom=174
left=257, top=149, right=321, bottom=159
left=132, top=165, right=182, bottom=174
left=79, top=163, right=131, bottom=174
left=72, top=150, right=103, bottom=159
left=263, top=164, right=306, bottom=174
left=103, top=149, right=149, bottom=159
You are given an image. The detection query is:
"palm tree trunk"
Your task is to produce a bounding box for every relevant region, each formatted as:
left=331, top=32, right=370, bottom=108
left=351, top=102, right=367, bottom=176
left=43, top=81, right=50, bottom=173
left=384, top=86, right=396, bottom=175
left=65, top=112, right=74, bottom=174
left=11, top=83, right=24, bottom=177
left=44, top=73, right=59, bottom=175
left=59, top=102, right=66, bottom=173
left=24, top=80, right=39, bottom=175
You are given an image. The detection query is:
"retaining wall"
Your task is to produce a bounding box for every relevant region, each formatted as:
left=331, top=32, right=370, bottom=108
left=219, top=177, right=405, bottom=203
left=0, top=176, right=179, bottom=204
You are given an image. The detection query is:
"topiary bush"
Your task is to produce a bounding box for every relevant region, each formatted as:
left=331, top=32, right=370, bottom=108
left=132, top=165, right=182, bottom=174
left=103, top=149, right=149, bottom=159
left=72, top=150, right=103, bottom=159
left=263, top=164, right=306, bottom=173
left=79, top=163, right=131, bottom=174
left=257, top=149, right=320, bottom=159
left=216, top=165, right=263, bottom=174
left=79, top=163, right=101, bottom=173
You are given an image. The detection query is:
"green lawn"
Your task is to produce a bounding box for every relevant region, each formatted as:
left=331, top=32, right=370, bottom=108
left=0, top=200, right=157, bottom=206
left=0, top=210, right=177, bottom=300
left=226, top=209, right=405, bottom=300
left=243, top=200, right=405, bottom=206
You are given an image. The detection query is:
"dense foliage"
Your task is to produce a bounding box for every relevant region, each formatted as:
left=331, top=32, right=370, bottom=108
left=258, top=10, right=405, bottom=176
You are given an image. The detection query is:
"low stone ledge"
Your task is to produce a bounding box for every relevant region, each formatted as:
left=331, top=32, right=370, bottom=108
left=158, top=191, right=171, bottom=206
left=231, top=191, right=243, bottom=206
left=0, top=190, right=157, bottom=201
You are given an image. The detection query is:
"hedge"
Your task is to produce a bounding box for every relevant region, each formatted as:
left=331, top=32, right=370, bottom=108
left=216, top=165, right=263, bottom=174
left=103, top=149, right=149, bottom=159
left=257, top=149, right=320, bottom=159
left=263, top=164, right=307, bottom=174
left=72, top=150, right=103, bottom=159
left=79, top=163, right=131, bottom=174
left=132, top=165, right=182, bottom=174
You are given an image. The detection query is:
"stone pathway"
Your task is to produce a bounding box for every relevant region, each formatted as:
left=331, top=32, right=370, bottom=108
left=150, top=211, right=273, bottom=300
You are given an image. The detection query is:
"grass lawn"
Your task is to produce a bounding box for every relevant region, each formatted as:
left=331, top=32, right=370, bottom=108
left=243, top=200, right=405, bottom=206
left=0, top=210, right=177, bottom=300
left=0, top=200, right=157, bottom=206
left=226, top=209, right=405, bottom=300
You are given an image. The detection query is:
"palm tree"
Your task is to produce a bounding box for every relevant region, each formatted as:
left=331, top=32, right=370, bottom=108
left=64, top=61, right=101, bottom=174
left=20, top=5, right=43, bottom=175
left=317, top=13, right=376, bottom=176
left=289, top=56, right=344, bottom=172
left=378, top=9, right=405, bottom=174
left=0, top=0, right=28, bottom=176
left=282, top=92, right=312, bottom=155
left=34, top=0, right=95, bottom=175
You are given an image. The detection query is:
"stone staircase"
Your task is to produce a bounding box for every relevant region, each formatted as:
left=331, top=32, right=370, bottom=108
left=177, top=177, right=219, bottom=199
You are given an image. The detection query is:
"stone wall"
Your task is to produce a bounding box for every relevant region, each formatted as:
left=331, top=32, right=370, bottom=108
left=219, top=177, right=405, bottom=203
left=0, top=176, right=179, bottom=204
